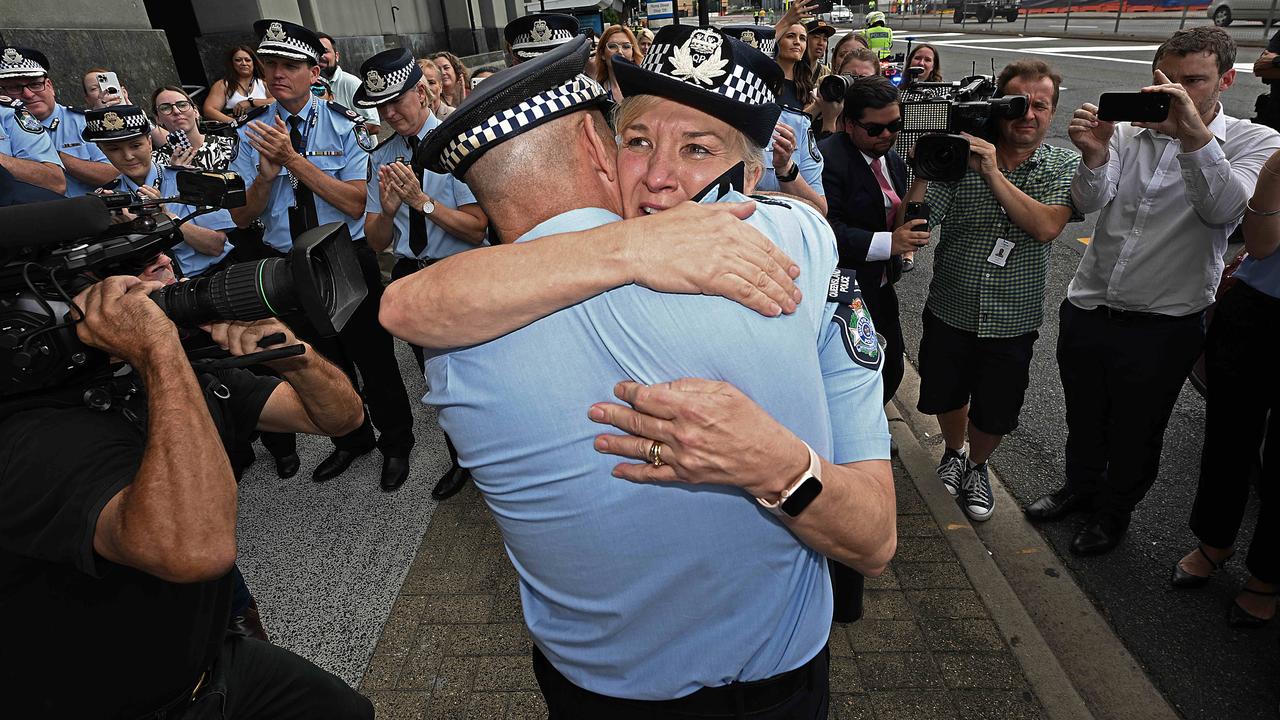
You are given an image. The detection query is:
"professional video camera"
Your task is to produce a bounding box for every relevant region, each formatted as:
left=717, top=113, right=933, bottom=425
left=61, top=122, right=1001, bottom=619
left=897, top=72, right=1029, bottom=182
left=0, top=170, right=366, bottom=399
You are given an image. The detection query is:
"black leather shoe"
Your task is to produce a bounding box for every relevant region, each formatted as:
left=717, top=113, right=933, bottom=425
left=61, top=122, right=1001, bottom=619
left=1070, top=515, right=1130, bottom=556
left=1024, top=486, right=1092, bottom=522
left=274, top=453, right=300, bottom=479
left=1228, top=587, right=1277, bottom=628
left=1170, top=544, right=1233, bottom=589
left=380, top=456, right=411, bottom=492
left=312, top=445, right=375, bottom=483
left=431, top=463, right=469, bottom=501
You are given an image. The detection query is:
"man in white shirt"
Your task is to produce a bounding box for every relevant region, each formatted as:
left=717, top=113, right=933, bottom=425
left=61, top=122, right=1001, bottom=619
left=316, top=32, right=381, bottom=135
left=1027, top=27, right=1280, bottom=555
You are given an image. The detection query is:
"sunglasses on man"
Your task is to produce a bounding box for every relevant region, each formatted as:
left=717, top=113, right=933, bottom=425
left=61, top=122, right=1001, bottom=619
left=853, top=118, right=904, bottom=136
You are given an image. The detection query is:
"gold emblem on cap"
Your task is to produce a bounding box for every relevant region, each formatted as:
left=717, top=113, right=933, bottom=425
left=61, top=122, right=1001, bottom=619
left=530, top=19, right=552, bottom=43
left=102, top=111, right=124, bottom=131
left=2, top=48, right=22, bottom=65
left=366, top=70, right=387, bottom=93
left=265, top=21, right=286, bottom=42
left=741, top=31, right=757, bottom=48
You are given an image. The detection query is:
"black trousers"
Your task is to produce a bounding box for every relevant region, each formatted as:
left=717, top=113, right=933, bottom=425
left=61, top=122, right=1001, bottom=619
left=168, top=635, right=373, bottom=720
left=1190, top=283, right=1280, bottom=583
left=859, top=279, right=903, bottom=404
left=1057, top=299, right=1206, bottom=521
left=306, top=241, right=415, bottom=456
left=390, top=257, right=461, bottom=468
left=532, top=645, right=829, bottom=720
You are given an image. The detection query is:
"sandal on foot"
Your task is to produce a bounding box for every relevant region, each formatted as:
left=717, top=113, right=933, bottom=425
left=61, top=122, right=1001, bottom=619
left=1228, top=587, right=1278, bottom=628
left=1170, top=544, right=1233, bottom=589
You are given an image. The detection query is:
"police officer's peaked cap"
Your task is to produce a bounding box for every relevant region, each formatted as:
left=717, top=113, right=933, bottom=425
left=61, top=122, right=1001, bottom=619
left=81, top=104, right=151, bottom=143
left=254, top=18, right=324, bottom=64
left=805, top=20, right=838, bottom=38
left=354, top=48, right=422, bottom=108
left=0, top=47, right=49, bottom=80
left=721, top=25, right=776, bottom=57
left=504, top=13, right=580, bottom=62
left=613, top=25, right=782, bottom=148
left=416, top=36, right=608, bottom=178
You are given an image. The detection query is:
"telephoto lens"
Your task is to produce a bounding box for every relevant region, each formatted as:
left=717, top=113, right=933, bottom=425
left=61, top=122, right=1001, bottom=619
left=150, top=258, right=299, bottom=326
left=819, top=74, right=854, bottom=103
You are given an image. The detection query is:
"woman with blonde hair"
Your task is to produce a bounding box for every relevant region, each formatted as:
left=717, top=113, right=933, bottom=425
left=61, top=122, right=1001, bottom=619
left=430, top=51, right=470, bottom=107
left=594, top=24, right=641, bottom=101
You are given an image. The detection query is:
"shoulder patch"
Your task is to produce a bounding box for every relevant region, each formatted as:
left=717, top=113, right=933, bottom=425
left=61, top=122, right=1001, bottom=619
left=354, top=123, right=375, bottom=152
left=829, top=277, right=883, bottom=371
left=233, top=104, right=271, bottom=128
left=807, top=129, right=822, bottom=163
left=749, top=193, right=792, bottom=209
left=13, top=104, right=43, bottom=134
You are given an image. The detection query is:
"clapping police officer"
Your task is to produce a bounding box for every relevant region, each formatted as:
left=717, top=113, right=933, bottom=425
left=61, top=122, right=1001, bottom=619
left=0, top=47, right=116, bottom=197
left=230, top=19, right=416, bottom=490
left=0, top=48, right=64, bottom=196
left=356, top=49, right=488, bottom=498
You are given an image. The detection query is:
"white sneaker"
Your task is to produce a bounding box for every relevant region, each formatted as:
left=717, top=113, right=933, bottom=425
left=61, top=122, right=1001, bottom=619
left=961, top=463, right=995, bottom=522
left=937, top=449, right=966, bottom=497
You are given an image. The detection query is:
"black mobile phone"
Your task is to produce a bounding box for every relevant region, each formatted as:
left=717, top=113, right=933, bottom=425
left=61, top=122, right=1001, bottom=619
left=1097, top=92, right=1171, bottom=123
left=904, top=201, right=930, bottom=232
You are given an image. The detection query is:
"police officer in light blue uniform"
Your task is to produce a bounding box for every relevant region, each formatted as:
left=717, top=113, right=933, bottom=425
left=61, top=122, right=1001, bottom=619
left=0, top=64, right=64, bottom=198
left=83, top=105, right=233, bottom=277
left=356, top=48, right=488, bottom=498
left=0, top=47, right=115, bottom=197
left=231, top=18, right=415, bottom=491
left=721, top=26, right=825, bottom=208
left=398, top=32, right=892, bottom=712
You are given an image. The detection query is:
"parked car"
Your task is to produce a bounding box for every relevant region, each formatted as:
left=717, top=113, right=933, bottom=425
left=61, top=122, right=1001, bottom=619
left=1207, top=0, right=1280, bottom=26
left=820, top=4, right=857, bottom=23
left=948, top=0, right=1021, bottom=22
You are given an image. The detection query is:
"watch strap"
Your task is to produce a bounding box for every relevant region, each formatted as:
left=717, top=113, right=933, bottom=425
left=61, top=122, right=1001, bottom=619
left=776, top=161, right=800, bottom=183
left=757, top=442, right=822, bottom=516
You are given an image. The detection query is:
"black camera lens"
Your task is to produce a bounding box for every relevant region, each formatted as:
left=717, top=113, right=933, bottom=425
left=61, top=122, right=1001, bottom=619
left=150, top=258, right=301, bottom=326
left=819, top=74, right=853, bottom=104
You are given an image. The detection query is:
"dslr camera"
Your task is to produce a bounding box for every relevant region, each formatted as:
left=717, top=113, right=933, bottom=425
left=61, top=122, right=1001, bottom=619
left=896, top=73, right=1028, bottom=182
left=0, top=170, right=366, bottom=400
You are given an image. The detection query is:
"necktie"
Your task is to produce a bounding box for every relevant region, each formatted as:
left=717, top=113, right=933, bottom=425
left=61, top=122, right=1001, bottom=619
left=405, top=135, right=430, bottom=258
left=287, top=115, right=317, bottom=240
left=869, top=157, right=900, bottom=230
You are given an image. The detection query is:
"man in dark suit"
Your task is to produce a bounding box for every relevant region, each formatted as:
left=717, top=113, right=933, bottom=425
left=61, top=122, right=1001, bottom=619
left=819, top=75, right=930, bottom=404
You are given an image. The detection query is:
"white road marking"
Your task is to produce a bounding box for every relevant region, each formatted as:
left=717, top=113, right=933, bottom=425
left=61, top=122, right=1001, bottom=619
left=1037, top=45, right=1162, bottom=52
left=928, top=35, right=1056, bottom=43
left=892, top=39, right=1158, bottom=66
left=898, top=32, right=966, bottom=38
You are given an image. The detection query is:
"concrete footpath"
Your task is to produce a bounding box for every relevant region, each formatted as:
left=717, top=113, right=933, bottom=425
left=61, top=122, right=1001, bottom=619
left=356, top=361, right=1175, bottom=720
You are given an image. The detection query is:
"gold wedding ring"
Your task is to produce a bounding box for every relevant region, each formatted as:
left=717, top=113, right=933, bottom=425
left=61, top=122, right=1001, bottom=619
left=648, top=440, right=665, bottom=467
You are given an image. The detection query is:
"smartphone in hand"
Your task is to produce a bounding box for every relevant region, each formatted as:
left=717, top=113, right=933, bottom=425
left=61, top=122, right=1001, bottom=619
left=96, top=71, right=122, bottom=99
left=1097, top=92, right=1170, bottom=123
left=904, top=201, right=930, bottom=233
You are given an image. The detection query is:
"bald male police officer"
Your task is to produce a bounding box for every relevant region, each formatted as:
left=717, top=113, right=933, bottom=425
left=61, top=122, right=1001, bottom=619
left=0, top=46, right=116, bottom=197
left=356, top=48, right=488, bottom=498
left=504, top=12, right=580, bottom=65
left=230, top=19, right=416, bottom=491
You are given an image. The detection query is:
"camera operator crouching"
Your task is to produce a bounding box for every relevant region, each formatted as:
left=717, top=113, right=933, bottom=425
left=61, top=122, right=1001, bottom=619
left=902, top=60, right=1081, bottom=524
left=0, top=275, right=374, bottom=717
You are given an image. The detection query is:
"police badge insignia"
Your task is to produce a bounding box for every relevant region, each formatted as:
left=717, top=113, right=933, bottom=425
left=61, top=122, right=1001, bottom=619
left=366, top=70, right=387, bottom=93
left=15, top=106, right=42, bottom=133
left=741, top=31, right=757, bottom=48
left=265, top=22, right=286, bottom=42
left=670, top=29, right=729, bottom=87
left=826, top=268, right=883, bottom=371
left=354, top=123, right=374, bottom=151
left=2, top=48, right=22, bottom=65
left=530, top=19, right=552, bottom=42
left=102, top=111, right=124, bottom=131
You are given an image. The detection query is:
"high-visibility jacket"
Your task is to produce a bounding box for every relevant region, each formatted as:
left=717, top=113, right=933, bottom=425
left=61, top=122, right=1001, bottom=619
left=858, top=25, right=895, bottom=59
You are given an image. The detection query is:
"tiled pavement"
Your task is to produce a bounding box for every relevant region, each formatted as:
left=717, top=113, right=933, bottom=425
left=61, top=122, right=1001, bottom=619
left=359, top=456, right=1048, bottom=720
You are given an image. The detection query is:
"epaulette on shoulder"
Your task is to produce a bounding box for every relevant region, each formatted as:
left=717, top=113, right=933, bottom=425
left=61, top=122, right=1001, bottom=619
left=0, top=95, right=20, bottom=109
left=233, top=104, right=271, bottom=128
left=749, top=193, right=793, bottom=209
left=326, top=100, right=364, bottom=125
left=373, top=133, right=398, bottom=151
left=62, top=104, right=87, bottom=114
left=780, top=104, right=812, bottom=121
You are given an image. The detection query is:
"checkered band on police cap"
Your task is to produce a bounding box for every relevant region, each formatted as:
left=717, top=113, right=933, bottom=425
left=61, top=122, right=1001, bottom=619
left=0, top=47, right=49, bottom=80
left=505, top=13, right=579, bottom=60
left=355, top=49, right=422, bottom=108
left=81, top=105, right=152, bottom=142
left=639, top=41, right=774, bottom=107
left=254, top=19, right=322, bottom=64
left=436, top=73, right=607, bottom=175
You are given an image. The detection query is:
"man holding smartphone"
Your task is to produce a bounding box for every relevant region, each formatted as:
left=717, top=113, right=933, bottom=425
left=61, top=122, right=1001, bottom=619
left=901, top=60, right=1080, bottom=524
left=1030, top=27, right=1280, bottom=555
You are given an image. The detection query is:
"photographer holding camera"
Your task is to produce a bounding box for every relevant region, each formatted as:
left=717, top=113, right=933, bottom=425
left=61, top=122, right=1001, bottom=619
left=0, top=266, right=372, bottom=716
left=902, top=59, right=1080, bottom=523
left=1030, top=28, right=1280, bottom=556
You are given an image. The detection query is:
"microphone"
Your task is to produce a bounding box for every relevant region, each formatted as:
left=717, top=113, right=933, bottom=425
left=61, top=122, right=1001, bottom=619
left=0, top=195, right=112, bottom=250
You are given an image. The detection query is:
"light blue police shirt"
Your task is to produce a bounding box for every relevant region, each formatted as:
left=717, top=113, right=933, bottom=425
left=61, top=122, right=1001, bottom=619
left=230, top=99, right=367, bottom=252
left=758, top=106, right=825, bottom=195
left=44, top=104, right=110, bottom=197
left=0, top=102, right=62, bottom=169
left=365, top=112, right=479, bottom=260
left=1233, top=252, right=1280, bottom=300
left=424, top=192, right=887, bottom=701
left=117, top=163, right=234, bottom=277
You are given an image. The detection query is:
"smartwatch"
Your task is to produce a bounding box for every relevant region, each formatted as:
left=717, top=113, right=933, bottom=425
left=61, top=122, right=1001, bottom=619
left=776, top=161, right=800, bottom=183
left=757, top=443, right=823, bottom=518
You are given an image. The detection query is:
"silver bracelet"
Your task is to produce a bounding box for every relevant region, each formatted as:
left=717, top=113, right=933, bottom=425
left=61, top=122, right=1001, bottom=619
left=1246, top=200, right=1280, bottom=216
